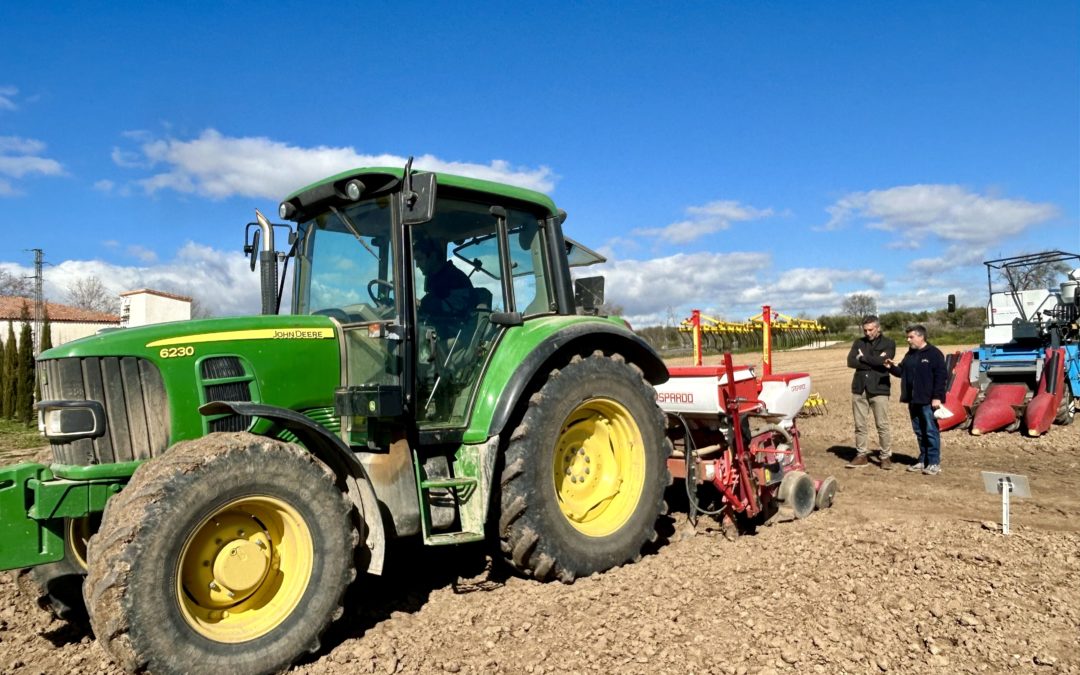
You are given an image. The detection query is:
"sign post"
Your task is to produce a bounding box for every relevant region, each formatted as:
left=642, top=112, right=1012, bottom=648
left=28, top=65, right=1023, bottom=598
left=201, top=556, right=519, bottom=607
left=980, top=471, right=1031, bottom=535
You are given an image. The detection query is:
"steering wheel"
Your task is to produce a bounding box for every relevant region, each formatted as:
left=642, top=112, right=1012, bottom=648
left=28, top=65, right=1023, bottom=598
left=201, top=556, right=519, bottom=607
left=367, top=279, right=395, bottom=307
left=311, top=308, right=352, bottom=323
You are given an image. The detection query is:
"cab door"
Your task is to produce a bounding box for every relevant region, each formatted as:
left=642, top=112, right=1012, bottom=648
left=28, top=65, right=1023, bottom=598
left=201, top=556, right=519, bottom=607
left=411, top=199, right=554, bottom=431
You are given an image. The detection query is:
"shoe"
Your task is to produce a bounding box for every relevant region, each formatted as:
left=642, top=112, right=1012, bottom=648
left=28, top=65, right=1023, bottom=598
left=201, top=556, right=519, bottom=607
left=906, top=462, right=924, bottom=473
left=922, top=464, right=941, bottom=476
left=846, top=453, right=870, bottom=468
left=880, top=456, right=893, bottom=470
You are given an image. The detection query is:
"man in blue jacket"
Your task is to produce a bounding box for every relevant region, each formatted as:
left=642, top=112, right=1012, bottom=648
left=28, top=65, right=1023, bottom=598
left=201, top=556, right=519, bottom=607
left=885, top=324, right=948, bottom=475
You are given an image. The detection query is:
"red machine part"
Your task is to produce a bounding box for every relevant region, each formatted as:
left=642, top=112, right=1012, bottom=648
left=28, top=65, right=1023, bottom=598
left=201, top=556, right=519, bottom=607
left=939, top=350, right=979, bottom=431
left=1023, top=348, right=1066, bottom=437
left=971, top=383, right=1028, bottom=435
left=664, top=353, right=834, bottom=523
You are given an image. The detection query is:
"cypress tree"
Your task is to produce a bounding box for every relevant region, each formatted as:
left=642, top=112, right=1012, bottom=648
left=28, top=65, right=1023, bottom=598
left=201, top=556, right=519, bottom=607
left=35, top=310, right=52, bottom=402
left=0, top=324, right=5, bottom=420
left=15, top=303, right=35, bottom=424
left=39, top=310, right=53, bottom=353
left=2, top=322, right=16, bottom=419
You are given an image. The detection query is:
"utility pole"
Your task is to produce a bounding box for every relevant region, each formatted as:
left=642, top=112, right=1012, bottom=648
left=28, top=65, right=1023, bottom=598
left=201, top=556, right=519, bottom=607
left=27, top=249, right=43, bottom=355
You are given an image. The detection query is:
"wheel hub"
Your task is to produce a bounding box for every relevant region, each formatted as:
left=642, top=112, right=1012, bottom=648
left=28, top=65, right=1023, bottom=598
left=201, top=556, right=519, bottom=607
left=213, top=539, right=270, bottom=597
left=177, top=496, right=313, bottom=643
left=552, top=398, right=646, bottom=537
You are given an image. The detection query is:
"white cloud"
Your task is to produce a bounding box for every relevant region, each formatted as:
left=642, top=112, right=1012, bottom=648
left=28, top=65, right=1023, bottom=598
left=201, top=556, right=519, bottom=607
left=3, top=244, right=265, bottom=317
left=909, top=244, right=988, bottom=274
left=0, top=135, right=64, bottom=196
left=634, top=200, right=773, bottom=244
left=0, top=86, right=17, bottom=111
left=126, top=245, right=158, bottom=263
left=596, top=252, right=899, bottom=326
left=94, top=179, right=115, bottom=193
left=112, top=129, right=557, bottom=200
left=0, top=137, right=43, bottom=154
left=111, top=146, right=148, bottom=169
left=822, top=184, right=1057, bottom=248
left=596, top=251, right=771, bottom=325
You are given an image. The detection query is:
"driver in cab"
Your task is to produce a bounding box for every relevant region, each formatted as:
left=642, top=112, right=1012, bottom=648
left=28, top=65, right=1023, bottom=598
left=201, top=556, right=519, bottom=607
left=413, top=235, right=474, bottom=336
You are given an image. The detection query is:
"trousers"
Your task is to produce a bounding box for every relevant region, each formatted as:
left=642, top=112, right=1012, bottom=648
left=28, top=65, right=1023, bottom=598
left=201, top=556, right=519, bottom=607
left=908, top=403, right=941, bottom=466
left=852, top=391, right=892, bottom=457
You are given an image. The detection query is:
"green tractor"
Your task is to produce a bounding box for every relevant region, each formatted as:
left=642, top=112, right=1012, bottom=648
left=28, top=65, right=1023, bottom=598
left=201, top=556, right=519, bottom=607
left=1, top=164, right=672, bottom=673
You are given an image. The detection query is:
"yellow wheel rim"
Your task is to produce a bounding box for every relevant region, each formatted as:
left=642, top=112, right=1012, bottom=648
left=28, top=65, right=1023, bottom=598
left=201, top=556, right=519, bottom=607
left=67, top=517, right=92, bottom=571
left=552, top=398, right=647, bottom=537
left=176, top=496, right=313, bottom=643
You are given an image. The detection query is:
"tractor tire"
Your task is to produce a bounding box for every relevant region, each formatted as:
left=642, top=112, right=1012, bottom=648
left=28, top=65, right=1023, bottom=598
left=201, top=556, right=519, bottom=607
left=498, top=351, right=671, bottom=583
left=83, top=432, right=357, bottom=675
left=1055, top=389, right=1075, bottom=426
left=28, top=516, right=98, bottom=622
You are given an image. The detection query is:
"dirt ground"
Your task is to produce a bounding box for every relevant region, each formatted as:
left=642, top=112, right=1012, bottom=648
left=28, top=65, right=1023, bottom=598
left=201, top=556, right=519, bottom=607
left=1, top=344, right=1078, bottom=674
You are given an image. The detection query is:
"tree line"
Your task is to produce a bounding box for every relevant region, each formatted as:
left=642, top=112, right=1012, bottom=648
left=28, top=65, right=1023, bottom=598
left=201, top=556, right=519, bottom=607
left=0, top=303, right=52, bottom=426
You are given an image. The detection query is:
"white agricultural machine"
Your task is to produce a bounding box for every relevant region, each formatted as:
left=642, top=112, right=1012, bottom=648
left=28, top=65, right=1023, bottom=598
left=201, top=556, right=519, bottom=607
left=940, top=251, right=1079, bottom=436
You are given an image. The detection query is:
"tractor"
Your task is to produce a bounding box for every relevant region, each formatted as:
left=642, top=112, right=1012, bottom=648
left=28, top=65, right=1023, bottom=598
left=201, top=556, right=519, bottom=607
left=1, top=164, right=675, bottom=674
left=939, top=251, right=1079, bottom=436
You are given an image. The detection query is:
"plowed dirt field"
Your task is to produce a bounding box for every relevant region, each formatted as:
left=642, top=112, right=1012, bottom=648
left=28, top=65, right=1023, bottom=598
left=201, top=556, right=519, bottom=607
left=2, top=344, right=1078, bottom=674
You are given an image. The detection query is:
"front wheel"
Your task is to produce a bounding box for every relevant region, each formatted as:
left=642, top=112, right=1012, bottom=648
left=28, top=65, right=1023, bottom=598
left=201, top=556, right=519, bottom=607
left=1055, top=388, right=1075, bottom=426
left=498, top=351, right=671, bottom=583
left=26, top=516, right=98, bottom=622
left=84, top=433, right=357, bottom=675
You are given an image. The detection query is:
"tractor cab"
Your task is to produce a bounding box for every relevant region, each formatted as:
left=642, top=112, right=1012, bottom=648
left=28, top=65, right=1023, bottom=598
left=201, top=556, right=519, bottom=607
left=270, top=167, right=578, bottom=437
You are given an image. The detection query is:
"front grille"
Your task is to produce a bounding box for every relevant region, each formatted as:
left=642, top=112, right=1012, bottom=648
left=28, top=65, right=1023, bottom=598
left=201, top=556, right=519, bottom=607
left=39, top=357, right=170, bottom=465
left=201, top=356, right=245, bottom=379
left=205, top=381, right=253, bottom=432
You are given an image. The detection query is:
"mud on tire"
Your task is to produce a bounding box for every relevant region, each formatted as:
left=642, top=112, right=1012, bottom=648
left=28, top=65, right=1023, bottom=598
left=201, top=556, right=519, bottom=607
left=498, top=351, right=672, bottom=583
left=83, top=432, right=357, bottom=675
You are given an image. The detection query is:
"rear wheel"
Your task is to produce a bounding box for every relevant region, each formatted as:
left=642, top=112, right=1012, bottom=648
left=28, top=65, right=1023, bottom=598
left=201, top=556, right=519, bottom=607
left=498, top=352, right=671, bottom=583
left=84, top=432, right=357, bottom=675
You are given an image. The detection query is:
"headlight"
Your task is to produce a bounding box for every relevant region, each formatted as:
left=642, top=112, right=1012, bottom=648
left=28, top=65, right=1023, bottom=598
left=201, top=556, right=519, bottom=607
left=35, top=401, right=106, bottom=440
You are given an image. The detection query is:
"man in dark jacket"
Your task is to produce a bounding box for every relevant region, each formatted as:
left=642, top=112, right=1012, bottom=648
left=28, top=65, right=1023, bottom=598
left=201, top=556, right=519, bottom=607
left=415, top=235, right=474, bottom=332
left=846, top=315, right=896, bottom=469
left=885, top=324, right=948, bottom=475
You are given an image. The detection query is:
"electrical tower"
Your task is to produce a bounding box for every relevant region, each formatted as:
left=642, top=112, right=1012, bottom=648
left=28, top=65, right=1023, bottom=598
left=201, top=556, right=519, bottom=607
left=28, top=248, right=44, bottom=355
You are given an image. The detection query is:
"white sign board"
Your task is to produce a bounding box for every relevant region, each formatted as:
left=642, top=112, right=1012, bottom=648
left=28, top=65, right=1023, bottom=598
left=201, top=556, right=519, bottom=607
left=980, top=471, right=1031, bottom=535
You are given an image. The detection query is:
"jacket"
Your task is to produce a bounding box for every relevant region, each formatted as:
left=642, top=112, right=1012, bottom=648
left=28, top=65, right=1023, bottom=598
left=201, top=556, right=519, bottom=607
left=888, top=343, right=947, bottom=405
left=847, top=334, right=896, bottom=396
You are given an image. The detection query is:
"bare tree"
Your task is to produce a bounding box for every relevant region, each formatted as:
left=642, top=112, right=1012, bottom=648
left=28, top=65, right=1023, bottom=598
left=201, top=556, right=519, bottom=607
left=189, top=296, right=214, bottom=319
left=67, top=276, right=120, bottom=314
left=998, top=252, right=1072, bottom=292
left=841, top=293, right=877, bottom=321
left=0, top=269, right=31, bottom=297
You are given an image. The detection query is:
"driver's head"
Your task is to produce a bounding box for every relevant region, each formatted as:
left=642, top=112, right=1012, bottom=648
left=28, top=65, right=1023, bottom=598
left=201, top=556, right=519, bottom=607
left=414, top=235, right=444, bottom=274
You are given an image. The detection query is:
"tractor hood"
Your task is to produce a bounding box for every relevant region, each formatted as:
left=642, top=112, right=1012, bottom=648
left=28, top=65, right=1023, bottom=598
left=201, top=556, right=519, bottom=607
left=36, top=315, right=343, bottom=450
left=39, top=315, right=339, bottom=360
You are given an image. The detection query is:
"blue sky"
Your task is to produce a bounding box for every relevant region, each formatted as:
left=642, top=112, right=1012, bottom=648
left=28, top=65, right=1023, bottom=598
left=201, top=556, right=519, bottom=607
left=1, top=1, right=1077, bottom=324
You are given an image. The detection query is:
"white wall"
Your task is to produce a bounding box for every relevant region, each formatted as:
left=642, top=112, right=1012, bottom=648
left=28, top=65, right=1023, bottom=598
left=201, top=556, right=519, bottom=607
left=121, top=294, right=191, bottom=327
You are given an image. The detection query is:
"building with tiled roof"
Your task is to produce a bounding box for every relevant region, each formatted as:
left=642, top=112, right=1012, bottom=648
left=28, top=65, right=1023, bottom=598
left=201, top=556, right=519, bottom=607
left=0, top=296, right=120, bottom=352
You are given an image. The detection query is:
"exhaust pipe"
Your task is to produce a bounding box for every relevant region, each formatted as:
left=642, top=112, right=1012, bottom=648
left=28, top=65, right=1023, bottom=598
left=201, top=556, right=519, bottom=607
left=254, top=209, right=278, bottom=315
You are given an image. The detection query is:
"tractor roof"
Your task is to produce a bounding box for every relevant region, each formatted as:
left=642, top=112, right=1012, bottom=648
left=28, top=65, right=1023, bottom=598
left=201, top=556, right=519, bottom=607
left=285, top=167, right=557, bottom=217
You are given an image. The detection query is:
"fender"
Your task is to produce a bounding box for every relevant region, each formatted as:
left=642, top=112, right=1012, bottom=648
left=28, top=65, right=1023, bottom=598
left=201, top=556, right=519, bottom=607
left=199, top=401, right=386, bottom=576
left=483, top=321, right=668, bottom=440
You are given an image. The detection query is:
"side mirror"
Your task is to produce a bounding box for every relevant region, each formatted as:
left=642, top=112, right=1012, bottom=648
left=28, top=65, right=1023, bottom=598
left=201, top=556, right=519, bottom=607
left=947, top=294, right=956, bottom=313
left=402, top=172, right=437, bottom=225
left=244, top=227, right=261, bottom=272
left=574, top=276, right=605, bottom=314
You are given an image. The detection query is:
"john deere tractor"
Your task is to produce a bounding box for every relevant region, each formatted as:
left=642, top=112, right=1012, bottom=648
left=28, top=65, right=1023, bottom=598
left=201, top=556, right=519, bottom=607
left=0, top=164, right=671, bottom=674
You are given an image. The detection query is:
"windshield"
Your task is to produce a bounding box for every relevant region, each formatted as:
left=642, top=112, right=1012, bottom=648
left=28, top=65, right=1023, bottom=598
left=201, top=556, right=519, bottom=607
left=293, top=197, right=396, bottom=322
